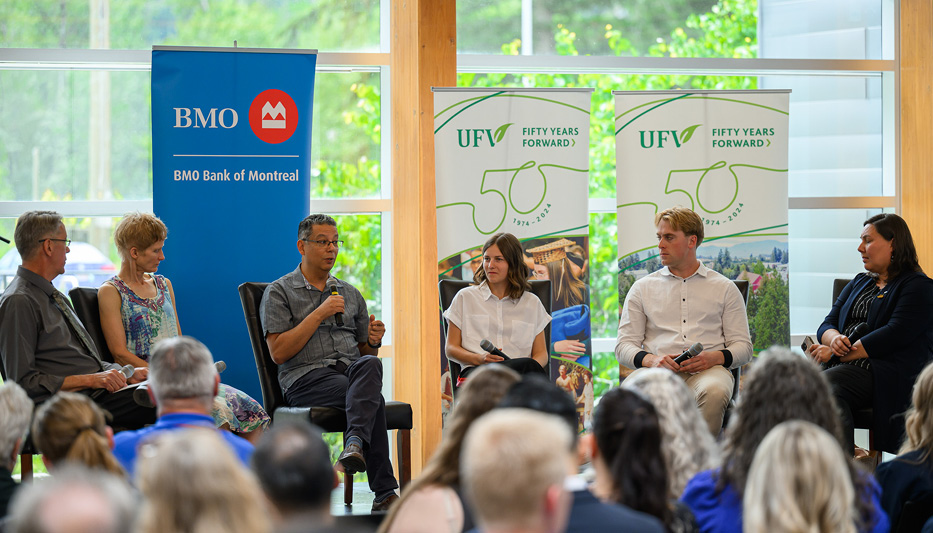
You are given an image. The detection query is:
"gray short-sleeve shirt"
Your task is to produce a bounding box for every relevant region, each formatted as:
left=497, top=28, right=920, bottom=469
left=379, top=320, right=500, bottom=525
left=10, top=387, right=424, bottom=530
left=259, top=266, right=369, bottom=393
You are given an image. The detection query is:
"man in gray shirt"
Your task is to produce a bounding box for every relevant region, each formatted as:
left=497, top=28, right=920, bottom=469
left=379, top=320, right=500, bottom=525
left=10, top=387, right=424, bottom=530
left=259, top=213, right=397, bottom=512
left=0, top=211, right=153, bottom=428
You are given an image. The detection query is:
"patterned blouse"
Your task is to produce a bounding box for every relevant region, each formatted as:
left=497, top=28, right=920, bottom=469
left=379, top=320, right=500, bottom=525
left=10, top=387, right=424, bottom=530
left=108, top=274, right=178, bottom=360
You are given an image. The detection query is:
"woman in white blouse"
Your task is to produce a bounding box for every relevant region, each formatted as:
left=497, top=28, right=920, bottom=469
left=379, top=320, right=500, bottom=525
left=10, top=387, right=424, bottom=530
left=444, top=232, right=550, bottom=380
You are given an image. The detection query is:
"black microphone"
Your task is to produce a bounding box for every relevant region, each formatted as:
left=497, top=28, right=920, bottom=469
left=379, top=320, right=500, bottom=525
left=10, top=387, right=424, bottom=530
left=848, top=323, right=871, bottom=343
left=673, top=342, right=704, bottom=364
left=480, top=339, right=511, bottom=361
left=328, top=283, right=343, bottom=326
left=0, top=234, right=9, bottom=244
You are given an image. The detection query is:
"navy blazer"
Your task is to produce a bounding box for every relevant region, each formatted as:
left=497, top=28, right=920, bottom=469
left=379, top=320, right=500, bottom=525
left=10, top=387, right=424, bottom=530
left=818, top=271, right=933, bottom=452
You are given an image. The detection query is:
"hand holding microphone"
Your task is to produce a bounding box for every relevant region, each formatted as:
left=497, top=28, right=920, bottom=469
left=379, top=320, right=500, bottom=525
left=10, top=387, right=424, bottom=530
left=327, top=283, right=344, bottom=326
left=673, top=342, right=704, bottom=364
left=480, top=339, right=511, bottom=363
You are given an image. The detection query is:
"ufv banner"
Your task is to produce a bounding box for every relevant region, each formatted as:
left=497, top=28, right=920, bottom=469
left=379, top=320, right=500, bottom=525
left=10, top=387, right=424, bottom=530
left=152, top=46, right=316, bottom=401
left=614, top=89, right=790, bottom=372
left=434, top=87, right=595, bottom=431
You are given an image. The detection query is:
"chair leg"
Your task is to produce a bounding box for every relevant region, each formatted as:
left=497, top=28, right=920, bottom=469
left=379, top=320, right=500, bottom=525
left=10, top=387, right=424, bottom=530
left=344, top=472, right=353, bottom=506
left=397, top=429, right=412, bottom=488
left=20, top=454, right=32, bottom=483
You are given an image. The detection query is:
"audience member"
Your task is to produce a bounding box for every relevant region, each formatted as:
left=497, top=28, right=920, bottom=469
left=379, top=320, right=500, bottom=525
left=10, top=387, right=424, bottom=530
left=615, top=206, right=752, bottom=434
left=8, top=464, right=135, bottom=533
left=112, top=336, right=253, bottom=477
left=461, top=409, right=573, bottom=533
left=0, top=382, right=32, bottom=518
left=251, top=420, right=340, bottom=532
left=444, top=232, right=551, bottom=379
left=876, top=361, right=933, bottom=529
left=808, top=213, right=933, bottom=455
left=500, top=376, right=665, bottom=533
left=0, top=210, right=153, bottom=428
left=31, top=391, right=124, bottom=476
left=260, top=214, right=397, bottom=511
left=591, top=387, right=696, bottom=533
left=680, top=346, right=888, bottom=533
left=99, top=212, right=269, bottom=442
left=380, top=365, right=521, bottom=533
left=622, top=368, right=718, bottom=498
left=744, top=420, right=857, bottom=533
left=136, top=428, right=270, bottom=533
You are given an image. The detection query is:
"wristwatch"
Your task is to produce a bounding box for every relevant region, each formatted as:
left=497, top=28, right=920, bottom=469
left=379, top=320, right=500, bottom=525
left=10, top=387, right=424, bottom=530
left=367, top=339, right=382, bottom=349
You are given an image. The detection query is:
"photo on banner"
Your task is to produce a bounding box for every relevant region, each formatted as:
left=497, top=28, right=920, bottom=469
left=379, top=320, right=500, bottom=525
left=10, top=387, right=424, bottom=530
left=433, top=87, right=593, bottom=429
left=614, top=90, right=790, bottom=379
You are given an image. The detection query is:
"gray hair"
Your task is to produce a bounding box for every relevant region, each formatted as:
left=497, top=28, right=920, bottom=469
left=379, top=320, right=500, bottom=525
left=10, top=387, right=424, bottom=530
left=297, top=214, right=336, bottom=241
left=14, top=211, right=63, bottom=261
left=149, top=336, right=217, bottom=405
left=0, top=382, right=33, bottom=460
left=622, top=368, right=719, bottom=498
left=8, top=464, right=136, bottom=533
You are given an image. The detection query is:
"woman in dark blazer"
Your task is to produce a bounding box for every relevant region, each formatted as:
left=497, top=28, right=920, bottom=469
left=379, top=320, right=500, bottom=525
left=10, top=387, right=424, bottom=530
left=809, top=213, right=933, bottom=454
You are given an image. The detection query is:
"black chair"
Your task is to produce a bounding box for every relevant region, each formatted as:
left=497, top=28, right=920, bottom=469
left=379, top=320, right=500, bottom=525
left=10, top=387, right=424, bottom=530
left=238, top=282, right=413, bottom=506
left=69, top=287, right=115, bottom=364
left=438, top=279, right=552, bottom=396
left=721, top=279, right=749, bottom=429
left=831, top=278, right=876, bottom=453
left=892, top=492, right=933, bottom=533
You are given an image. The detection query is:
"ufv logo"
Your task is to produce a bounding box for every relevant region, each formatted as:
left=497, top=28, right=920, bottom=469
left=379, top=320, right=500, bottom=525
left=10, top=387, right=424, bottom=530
left=457, top=123, right=513, bottom=148
left=639, top=124, right=701, bottom=148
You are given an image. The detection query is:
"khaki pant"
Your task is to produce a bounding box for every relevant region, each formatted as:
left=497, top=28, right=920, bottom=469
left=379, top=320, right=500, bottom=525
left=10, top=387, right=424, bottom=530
left=627, top=365, right=734, bottom=435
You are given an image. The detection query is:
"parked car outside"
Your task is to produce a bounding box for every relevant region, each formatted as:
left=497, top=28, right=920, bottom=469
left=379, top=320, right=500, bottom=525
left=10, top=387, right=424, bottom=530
left=0, top=241, right=117, bottom=293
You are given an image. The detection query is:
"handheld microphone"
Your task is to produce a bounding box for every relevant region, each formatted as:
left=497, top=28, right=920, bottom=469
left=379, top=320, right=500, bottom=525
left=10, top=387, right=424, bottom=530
left=119, top=364, right=135, bottom=379
left=480, top=339, right=511, bottom=361
left=214, top=360, right=227, bottom=373
left=328, top=283, right=344, bottom=326
left=673, top=342, right=704, bottom=364
left=0, top=234, right=9, bottom=244
left=848, top=323, right=870, bottom=344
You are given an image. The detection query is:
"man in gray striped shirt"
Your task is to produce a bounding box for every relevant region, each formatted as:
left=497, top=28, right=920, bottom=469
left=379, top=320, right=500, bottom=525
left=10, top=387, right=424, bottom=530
left=259, top=214, right=398, bottom=511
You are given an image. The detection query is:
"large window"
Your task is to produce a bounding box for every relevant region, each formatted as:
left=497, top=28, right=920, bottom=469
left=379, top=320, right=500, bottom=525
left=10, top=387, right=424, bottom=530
left=457, top=0, right=896, bottom=394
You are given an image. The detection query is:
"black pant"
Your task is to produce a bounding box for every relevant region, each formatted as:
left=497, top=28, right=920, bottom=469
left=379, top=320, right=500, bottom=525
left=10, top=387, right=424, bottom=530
left=460, top=357, right=548, bottom=379
left=285, top=356, right=398, bottom=496
left=92, top=387, right=156, bottom=430
left=824, top=363, right=874, bottom=454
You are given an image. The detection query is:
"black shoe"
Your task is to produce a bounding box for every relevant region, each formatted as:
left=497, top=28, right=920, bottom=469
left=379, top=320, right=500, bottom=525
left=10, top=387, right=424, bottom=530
left=338, top=441, right=366, bottom=474
left=371, top=493, right=398, bottom=513
left=133, top=384, right=155, bottom=408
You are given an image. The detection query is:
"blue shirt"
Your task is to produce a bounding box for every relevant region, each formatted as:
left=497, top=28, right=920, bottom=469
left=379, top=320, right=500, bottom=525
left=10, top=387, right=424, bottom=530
left=113, top=412, right=254, bottom=478
left=681, top=468, right=890, bottom=533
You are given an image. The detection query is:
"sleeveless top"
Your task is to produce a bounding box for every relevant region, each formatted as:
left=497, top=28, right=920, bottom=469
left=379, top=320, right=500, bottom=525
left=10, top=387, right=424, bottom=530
left=108, top=275, right=179, bottom=361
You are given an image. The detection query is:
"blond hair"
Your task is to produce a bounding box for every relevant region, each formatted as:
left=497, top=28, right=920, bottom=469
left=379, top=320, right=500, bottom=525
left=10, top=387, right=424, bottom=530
left=744, top=421, right=856, bottom=533
left=113, top=212, right=168, bottom=261
left=32, top=392, right=125, bottom=477
left=900, top=362, right=933, bottom=459
left=461, top=409, right=571, bottom=530
left=137, top=428, right=270, bottom=533
left=655, top=206, right=704, bottom=247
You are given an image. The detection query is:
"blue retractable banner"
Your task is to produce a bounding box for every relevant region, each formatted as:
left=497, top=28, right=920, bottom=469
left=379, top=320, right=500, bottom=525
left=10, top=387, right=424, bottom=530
left=152, top=47, right=316, bottom=401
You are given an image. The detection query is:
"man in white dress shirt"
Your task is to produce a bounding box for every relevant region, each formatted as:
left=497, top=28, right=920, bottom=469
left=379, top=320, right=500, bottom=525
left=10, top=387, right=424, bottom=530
left=615, top=207, right=752, bottom=434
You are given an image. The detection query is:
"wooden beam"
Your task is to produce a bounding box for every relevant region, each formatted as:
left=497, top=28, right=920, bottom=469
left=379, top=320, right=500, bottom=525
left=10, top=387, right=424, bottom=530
left=390, top=0, right=456, bottom=476
left=899, top=0, right=933, bottom=269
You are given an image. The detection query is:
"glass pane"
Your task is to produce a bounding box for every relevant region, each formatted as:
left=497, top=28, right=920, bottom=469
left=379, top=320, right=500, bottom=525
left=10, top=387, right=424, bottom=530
left=760, top=0, right=884, bottom=60
left=0, top=70, right=152, bottom=201
left=311, top=72, right=382, bottom=199
left=788, top=208, right=885, bottom=336
left=589, top=212, right=618, bottom=340
left=0, top=216, right=120, bottom=293
left=457, top=0, right=755, bottom=58
left=0, top=0, right=381, bottom=52
left=328, top=213, right=382, bottom=317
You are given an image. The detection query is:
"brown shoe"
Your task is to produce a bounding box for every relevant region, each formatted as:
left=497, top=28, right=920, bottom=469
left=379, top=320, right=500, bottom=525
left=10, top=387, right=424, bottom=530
left=338, top=441, right=366, bottom=474
left=372, top=493, right=399, bottom=513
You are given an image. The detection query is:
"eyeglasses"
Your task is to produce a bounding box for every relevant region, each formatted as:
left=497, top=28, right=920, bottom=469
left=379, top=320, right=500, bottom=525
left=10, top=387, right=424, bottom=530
left=304, top=239, right=344, bottom=248
left=39, top=238, right=71, bottom=246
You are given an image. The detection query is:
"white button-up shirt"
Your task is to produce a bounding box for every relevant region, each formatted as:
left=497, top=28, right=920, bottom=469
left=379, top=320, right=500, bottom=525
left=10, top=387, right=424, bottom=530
left=444, top=282, right=551, bottom=370
left=615, top=262, right=752, bottom=369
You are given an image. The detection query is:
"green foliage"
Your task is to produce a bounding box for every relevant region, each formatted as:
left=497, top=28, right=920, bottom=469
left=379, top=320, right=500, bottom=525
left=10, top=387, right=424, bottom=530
left=746, top=273, right=790, bottom=350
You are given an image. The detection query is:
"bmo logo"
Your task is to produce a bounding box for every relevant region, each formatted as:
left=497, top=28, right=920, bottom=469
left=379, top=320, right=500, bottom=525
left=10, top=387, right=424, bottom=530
left=249, top=89, right=299, bottom=144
